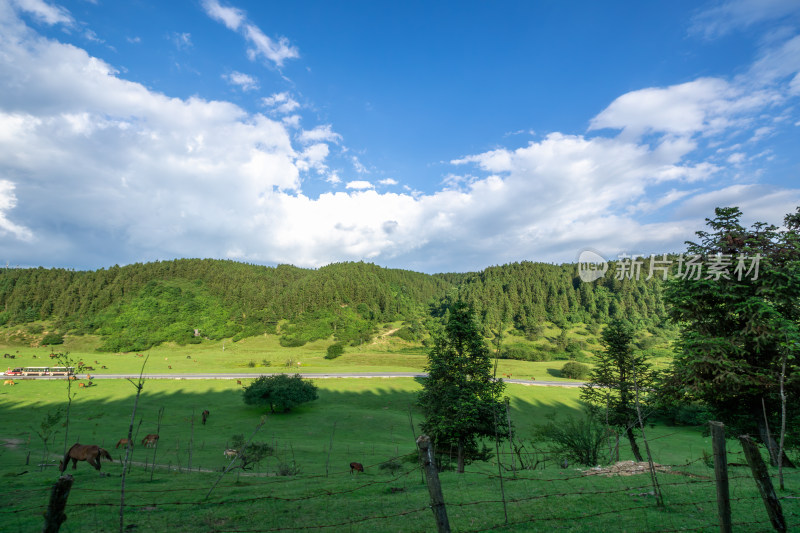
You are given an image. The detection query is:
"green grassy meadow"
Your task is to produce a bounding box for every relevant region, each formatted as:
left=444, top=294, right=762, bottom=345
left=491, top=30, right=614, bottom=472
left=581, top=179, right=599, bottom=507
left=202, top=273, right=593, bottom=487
left=0, top=329, right=589, bottom=381
left=0, top=378, right=797, bottom=532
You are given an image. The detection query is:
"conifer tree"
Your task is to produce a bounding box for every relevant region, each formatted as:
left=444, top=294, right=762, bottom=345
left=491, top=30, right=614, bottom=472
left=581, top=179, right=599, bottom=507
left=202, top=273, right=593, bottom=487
left=581, top=319, right=653, bottom=462
left=417, top=302, right=507, bottom=472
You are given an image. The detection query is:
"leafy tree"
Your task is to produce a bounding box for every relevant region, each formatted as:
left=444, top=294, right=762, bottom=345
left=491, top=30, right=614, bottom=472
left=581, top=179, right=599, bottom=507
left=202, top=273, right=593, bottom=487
left=228, top=434, right=273, bottom=471
left=242, top=374, right=319, bottom=413
left=325, top=342, right=345, bottom=359
left=417, top=302, right=507, bottom=473
left=561, top=361, right=589, bottom=380
left=580, top=320, right=654, bottom=462
left=664, top=206, right=800, bottom=463
left=32, top=407, right=64, bottom=472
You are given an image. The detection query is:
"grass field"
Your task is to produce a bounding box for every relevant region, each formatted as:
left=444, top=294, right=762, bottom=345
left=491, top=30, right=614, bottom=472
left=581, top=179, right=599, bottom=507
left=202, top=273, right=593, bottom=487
left=0, top=331, right=588, bottom=381
left=0, top=378, right=797, bottom=532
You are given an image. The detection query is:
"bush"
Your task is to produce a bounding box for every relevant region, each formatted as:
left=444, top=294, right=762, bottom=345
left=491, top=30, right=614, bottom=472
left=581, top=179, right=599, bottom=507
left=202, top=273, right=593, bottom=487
left=391, top=326, right=416, bottom=342
left=533, top=413, right=610, bottom=466
left=561, top=361, right=589, bottom=380
left=242, top=374, right=318, bottom=413
left=229, top=434, right=274, bottom=471
left=41, top=332, right=64, bottom=345
left=500, top=343, right=551, bottom=362
left=325, top=342, right=345, bottom=360
left=379, top=458, right=403, bottom=474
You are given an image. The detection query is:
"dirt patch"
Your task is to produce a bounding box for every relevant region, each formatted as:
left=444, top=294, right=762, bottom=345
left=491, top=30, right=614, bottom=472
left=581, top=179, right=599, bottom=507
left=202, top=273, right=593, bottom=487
left=1, top=438, right=25, bottom=449
left=582, top=460, right=670, bottom=477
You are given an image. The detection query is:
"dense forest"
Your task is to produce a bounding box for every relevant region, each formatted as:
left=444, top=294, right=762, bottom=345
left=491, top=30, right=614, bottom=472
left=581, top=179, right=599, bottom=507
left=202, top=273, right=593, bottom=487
left=0, top=258, right=669, bottom=352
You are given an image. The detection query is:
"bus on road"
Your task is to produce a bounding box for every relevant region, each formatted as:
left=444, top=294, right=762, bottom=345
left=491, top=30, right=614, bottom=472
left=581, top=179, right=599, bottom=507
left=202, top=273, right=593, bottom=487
left=3, top=367, right=75, bottom=376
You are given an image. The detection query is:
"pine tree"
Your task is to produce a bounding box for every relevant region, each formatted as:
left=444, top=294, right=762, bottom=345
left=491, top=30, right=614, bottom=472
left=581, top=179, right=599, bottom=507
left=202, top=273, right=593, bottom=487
left=580, top=319, right=654, bottom=462
left=417, top=302, right=507, bottom=472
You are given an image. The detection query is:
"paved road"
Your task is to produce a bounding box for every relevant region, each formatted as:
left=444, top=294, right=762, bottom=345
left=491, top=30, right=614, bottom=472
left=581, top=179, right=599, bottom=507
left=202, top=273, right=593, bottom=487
left=18, top=372, right=585, bottom=387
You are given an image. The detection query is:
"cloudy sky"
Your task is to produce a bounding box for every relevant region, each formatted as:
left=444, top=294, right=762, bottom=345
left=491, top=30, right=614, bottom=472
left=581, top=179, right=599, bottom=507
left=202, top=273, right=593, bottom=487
left=1, top=0, right=799, bottom=273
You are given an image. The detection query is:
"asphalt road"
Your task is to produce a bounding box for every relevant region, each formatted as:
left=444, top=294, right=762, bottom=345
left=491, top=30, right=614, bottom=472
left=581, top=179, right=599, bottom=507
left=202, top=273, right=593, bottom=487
left=18, top=372, right=585, bottom=387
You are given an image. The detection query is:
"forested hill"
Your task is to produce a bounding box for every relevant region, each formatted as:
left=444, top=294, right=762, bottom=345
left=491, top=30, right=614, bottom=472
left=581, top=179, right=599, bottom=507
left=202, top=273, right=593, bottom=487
left=0, top=258, right=667, bottom=352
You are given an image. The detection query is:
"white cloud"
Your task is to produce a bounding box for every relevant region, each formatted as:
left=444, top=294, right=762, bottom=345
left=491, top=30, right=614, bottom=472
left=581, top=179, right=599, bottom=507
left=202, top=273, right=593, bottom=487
left=262, top=92, right=300, bottom=114
left=170, top=32, right=192, bottom=50
left=296, top=143, right=329, bottom=173
left=0, top=179, right=33, bottom=241
left=727, top=152, right=746, bottom=164
left=345, top=180, right=373, bottom=190
left=202, top=0, right=299, bottom=68
left=298, top=124, right=341, bottom=144
left=201, top=0, right=244, bottom=31
left=224, top=71, right=259, bottom=91
left=1, top=4, right=799, bottom=273
left=589, top=78, right=744, bottom=138
left=690, top=0, right=800, bottom=39
left=351, top=155, right=367, bottom=174
left=11, top=0, right=73, bottom=26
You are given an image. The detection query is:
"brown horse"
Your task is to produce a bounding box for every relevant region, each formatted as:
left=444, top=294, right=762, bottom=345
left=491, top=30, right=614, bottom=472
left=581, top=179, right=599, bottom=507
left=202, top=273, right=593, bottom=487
left=142, top=434, right=159, bottom=447
left=116, top=438, right=133, bottom=449
left=201, top=410, right=210, bottom=425
left=350, top=462, right=364, bottom=474
left=59, top=443, right=113, bottom=472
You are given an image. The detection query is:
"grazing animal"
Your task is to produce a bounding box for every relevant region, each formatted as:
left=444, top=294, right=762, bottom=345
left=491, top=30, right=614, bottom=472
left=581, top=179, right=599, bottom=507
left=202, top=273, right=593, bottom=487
left=101, top=365, right=107, bottom=369
left=59, top=443, right=113, bottom=472
left=236, top=380, right=242, bottom=385
left=84, top=366, right=94, bottom=371
left=168, top=365, right=172, bottom=369
left=3, top=379, right=15, bottom=386
left=116, top=438, right=133, bottom=449
left=223, top=449, right=238, bottom=459
left=201, top=409, right=210, bottom=425
left=350, top=462, right=364, bottom=474
left=142, top=434, right=159, bottom=447
left=79, top=383, right=87, bottom=388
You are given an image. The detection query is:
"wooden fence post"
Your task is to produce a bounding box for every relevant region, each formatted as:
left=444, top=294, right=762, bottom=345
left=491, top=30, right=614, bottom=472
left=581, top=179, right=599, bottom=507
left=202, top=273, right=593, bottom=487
left=43, top=474, right=74, bottom=533
left=416, top=435, right=451, bottom=533
left=739, top=435, right=786, bottom=532
left=710, top=421, right=732, bottom=533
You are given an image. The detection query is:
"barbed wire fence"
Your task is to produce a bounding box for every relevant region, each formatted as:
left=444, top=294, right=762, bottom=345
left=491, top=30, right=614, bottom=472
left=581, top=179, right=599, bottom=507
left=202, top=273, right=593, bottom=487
left=4, top=427, right=799, bottom=532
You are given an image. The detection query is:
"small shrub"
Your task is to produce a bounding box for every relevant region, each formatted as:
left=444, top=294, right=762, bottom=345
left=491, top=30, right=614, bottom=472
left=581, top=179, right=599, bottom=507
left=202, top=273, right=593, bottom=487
left=325, top=342, right=345, bottom=360
left=561, top=361, right=589, bottom=380
left=279, top=336, right=306, bottom=347
left=261, top=359, right=271, bottom=367
left=27, top=324, right=44, bottom=335
left=41, top=332, right=64, bottom=345
left=391, top=326, right=416, bottom=342
left=379, top=459, right=403, bottom=474
left=275, top=460, right=301, bottom=476
left=533, top=413, right=610, bottom=466
left=229, top=434, right=273, bottom=471
left=247, top=360, right=256, bottom=368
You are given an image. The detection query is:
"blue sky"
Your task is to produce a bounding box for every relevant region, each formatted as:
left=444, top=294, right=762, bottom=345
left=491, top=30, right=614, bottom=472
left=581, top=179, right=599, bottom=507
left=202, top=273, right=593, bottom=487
left=1, top=0, right=799, bottom=273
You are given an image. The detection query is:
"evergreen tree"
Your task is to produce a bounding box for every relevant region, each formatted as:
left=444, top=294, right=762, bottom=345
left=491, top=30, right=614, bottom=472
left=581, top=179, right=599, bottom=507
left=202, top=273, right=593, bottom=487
left=664, top=206, right=800, bottom=464
left=580, top=319, right=654, bottom=462
left=417, top=302, right=507, bottom=473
